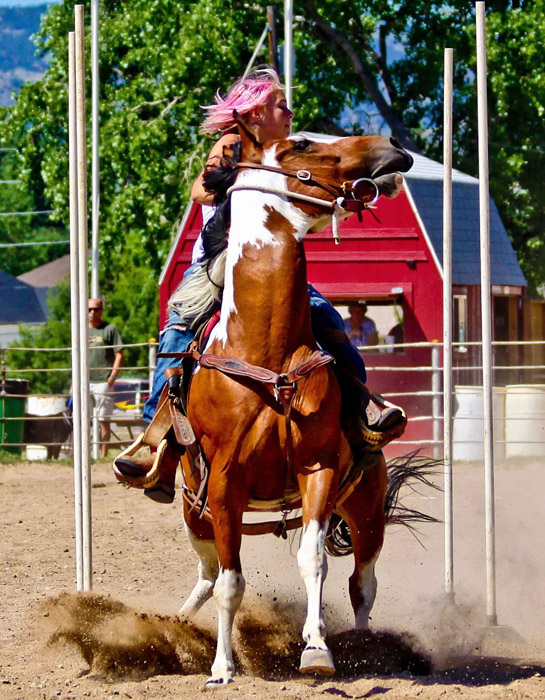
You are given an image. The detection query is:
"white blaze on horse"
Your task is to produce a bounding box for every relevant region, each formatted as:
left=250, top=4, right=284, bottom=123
left=176, top=125, right=414, bottom=686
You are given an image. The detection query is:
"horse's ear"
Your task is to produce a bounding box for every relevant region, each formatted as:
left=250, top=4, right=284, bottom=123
left=232, top=110, right=263, bottom=162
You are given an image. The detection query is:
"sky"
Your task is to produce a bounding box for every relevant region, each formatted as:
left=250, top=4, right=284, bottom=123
left=0, top=1, right=57, bottom=6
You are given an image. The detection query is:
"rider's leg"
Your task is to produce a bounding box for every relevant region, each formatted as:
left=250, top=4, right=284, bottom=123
left=115, top=309, right=195, bottom=503
left=308, top=284, right=405, bottom=447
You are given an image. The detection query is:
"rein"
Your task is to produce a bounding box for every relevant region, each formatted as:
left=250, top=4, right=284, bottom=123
left=227, top=161, right=381, bottom=244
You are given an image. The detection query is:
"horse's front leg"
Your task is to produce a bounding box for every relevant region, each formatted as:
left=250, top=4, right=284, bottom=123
left=206, top=469, right=246, bottom=687
left=297, top=464, right=338, bottom=675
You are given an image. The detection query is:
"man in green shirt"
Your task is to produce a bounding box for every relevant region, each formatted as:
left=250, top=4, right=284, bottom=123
left=88, top=298, right=124, bottom=457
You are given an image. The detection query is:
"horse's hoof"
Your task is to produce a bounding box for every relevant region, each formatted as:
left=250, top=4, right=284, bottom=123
left=205, top=675, right=234, bottom=689
left=299, top=646, right=336, bottom=675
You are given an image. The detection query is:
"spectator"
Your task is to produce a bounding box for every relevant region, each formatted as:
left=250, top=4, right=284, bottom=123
left=88, top=298, right=124, bottom=457
left=344, top=302, right=378, bottom=347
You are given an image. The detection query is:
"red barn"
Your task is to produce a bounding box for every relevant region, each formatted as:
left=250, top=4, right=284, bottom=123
left=159, top=141, right=527, bottom=454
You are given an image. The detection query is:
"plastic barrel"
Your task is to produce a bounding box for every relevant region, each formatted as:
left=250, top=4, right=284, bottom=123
left=505, top=384, right=545, bottom=458
left=0, top=379, right=29, bottom=454
left=453, top=385, right=506, bottom=462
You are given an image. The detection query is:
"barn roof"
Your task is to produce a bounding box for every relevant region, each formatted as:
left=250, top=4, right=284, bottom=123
left=0, top=270, right=47, bottom=324
left=404, top=152, right=526, bottom=287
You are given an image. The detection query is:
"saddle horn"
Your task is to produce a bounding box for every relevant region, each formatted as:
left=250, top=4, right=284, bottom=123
left=232, top=110, right=261, bottom=148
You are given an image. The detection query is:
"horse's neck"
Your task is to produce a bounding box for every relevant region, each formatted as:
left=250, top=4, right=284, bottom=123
left=212, top=199, right=313, bottom=366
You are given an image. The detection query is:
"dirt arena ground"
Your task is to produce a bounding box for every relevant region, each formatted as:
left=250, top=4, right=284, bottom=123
left=1, top=453, right=544, bottom=699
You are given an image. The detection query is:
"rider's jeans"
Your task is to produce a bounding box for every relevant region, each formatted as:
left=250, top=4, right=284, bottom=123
left=308, top=284, right=367, bottom=384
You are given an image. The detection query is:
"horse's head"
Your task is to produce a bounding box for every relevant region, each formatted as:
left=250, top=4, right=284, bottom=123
left=233, top=123, right=413, bottom=233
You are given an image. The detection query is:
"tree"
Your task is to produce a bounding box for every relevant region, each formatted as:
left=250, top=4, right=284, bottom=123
left=298, top=0, right=545, bottom=292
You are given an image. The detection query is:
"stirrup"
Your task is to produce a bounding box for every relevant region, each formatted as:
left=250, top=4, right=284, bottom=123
left=112, top=434, right=167, bottom=490
left=359, top=397, right=407, bottom=448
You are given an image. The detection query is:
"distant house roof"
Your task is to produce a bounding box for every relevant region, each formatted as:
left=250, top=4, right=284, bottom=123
left=0, top=271, right=47, bottom=324
left=17, top=254, right=70, bottom=287
left=404, top=152, right=526, bottom=287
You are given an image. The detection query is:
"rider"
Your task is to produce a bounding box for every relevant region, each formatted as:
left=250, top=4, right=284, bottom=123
left=115, top=68, right=406, bottom=503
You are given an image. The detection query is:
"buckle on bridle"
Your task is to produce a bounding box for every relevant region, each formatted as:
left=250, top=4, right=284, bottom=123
left=296, top=169, right=312, bottom=182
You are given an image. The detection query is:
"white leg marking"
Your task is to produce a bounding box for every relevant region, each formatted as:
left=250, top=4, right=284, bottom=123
left=297, top=519, right=329, bottom=650
left=353, top=552, right=379, bottom=630
left=208, top=568, right=246, bottom=685
left=179, top=525, right=218, bottom=618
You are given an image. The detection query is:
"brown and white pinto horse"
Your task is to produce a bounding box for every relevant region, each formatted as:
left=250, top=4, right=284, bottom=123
left=179, top=129, right=413, bottom=686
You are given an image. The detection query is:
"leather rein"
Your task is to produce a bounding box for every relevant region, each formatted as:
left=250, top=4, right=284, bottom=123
left=227, top=161, right=381, bottom=244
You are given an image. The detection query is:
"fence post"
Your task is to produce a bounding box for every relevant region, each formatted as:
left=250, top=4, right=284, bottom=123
left=431, top=341, right=442, bottom=459
left=92, top=409, right=99, bottom=460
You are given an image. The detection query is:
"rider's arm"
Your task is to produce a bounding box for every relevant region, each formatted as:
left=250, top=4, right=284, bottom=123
left=191, top=133, right=241, bottom=204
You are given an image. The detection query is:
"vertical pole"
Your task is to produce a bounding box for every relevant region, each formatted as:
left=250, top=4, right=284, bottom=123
left=148, top=340, right=157, bottom=393
left=75, top=4, right=93, bottom=591
left=90, top=0, right=100, bottom=298
left=284, top=0, right=293, bottom=110
left=68, top=31, right=83, bottom=591
left=476, top=1, right=496, bottom=626
left=443, top=47, right=455, bottom=604
left=267, top=6, right=278, bottom=72
left=431, top=342, right=441, bottom=460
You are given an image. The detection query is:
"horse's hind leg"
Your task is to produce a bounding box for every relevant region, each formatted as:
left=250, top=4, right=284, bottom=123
left=337, top=453, right=388, bottom=629
left=179, top=502, right=219, bottom=618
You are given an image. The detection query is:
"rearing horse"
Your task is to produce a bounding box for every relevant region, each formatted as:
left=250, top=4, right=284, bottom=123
left=180, top=129, right=413, bottom=686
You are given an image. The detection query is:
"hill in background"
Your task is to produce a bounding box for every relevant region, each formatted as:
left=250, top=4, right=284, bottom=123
left=0, top=5, right=51, bottom=107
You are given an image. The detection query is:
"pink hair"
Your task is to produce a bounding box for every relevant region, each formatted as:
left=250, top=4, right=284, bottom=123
left=200, top=68, right=284, bottom=134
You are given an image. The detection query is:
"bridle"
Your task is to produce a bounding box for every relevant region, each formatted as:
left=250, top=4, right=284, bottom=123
left=226, top=161, right=381, bottom=244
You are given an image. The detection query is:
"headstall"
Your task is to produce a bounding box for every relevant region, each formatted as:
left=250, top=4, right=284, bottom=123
left=226, top=161, right=381, bottom=244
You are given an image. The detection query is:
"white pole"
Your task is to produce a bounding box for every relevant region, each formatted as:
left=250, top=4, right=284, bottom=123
left=90, top=0, right=100, bottom=298
left=431, top=342, right=441, bottom=459
left=284, top=0, right=293, bottom=110
left=68, top=31, right=83, bottom=592
left=443, top=47, right=455, bottom=603
left=476, top=1, right=496, bottom=626
left=75, top=4, right=93, bottom=591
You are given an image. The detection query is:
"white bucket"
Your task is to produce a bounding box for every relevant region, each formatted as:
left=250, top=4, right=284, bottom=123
left=453, top=386, right=506, bottom=462
left=26, top=445, right=48, bottom=461
left=505, top=384, right=545, bottom=458
left=27, top=395, right=68, bottom=416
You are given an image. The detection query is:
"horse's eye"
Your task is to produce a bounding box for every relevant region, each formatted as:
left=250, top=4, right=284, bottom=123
left=293, top=139, right=312, bottom=152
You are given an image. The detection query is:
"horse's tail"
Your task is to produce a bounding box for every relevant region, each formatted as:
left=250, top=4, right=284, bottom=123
left=168, top=249, right=226, bottom=329
left=325, top=451, right=441, bottom=557
left=384, top=450, right=442, bottom=529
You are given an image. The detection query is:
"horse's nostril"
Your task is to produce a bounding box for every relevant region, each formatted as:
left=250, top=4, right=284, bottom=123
left=390, top=137, right=402, bottom=150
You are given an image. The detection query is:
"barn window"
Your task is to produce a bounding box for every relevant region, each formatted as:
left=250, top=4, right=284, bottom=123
left=453, top=294, right=468, bottom=353
left=333, top=300, right=404, bottom=353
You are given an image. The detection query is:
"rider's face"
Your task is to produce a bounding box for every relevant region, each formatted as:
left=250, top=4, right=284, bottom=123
left=255, top=90, right=293, bottom=141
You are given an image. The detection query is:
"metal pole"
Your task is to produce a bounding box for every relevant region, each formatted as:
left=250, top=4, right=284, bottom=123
left=476, top=1, right=496, bottom=626
left=75, top=4, right=93, bottom=591
left=90, top=0, right=100, bottom=298
left=68, top=31, right=83, bottom=591
left=431, top=342, right=441, bottom=460
left=284, top=0, right=293, bottom=110
left=443, top=47, right=455, bottom=603
left=267, top=6, right=278, bottom=72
